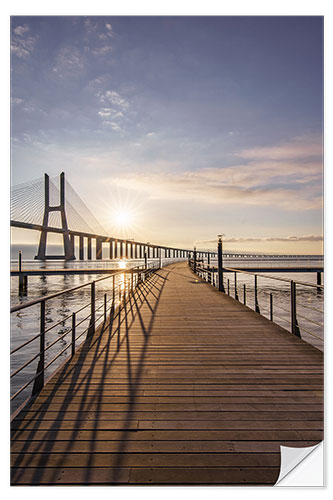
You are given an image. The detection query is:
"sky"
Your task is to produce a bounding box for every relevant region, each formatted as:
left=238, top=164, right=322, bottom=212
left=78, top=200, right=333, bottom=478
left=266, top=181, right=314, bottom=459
left=10, top=16, right=324, bottom=253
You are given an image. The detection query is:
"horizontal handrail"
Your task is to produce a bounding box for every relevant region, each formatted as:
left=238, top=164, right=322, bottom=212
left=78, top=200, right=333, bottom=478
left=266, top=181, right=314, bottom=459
left=190, top=256, right=323, bottom=346
left=44, top=312, right=73, bottom=334
left=10, top=266, right=143, bottom=313
left=10, top=332, right=40, bottom=355
left=10, top=263, right=159, bottom=409
left=216, top=266, right=324, bottom=289
left=10, top=271, right=137, bottom=358
left=74, top=312, right=93, bottom=329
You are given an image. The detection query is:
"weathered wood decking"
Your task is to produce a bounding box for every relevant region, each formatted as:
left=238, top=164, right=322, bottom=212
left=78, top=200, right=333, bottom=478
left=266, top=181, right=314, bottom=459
left=11, top=262, right=324, bottom=485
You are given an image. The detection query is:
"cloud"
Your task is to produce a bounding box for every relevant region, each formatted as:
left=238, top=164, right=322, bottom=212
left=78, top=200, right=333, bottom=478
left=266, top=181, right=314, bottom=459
left=195, top=235, right=323, bottom=245
left=235, top=136, right=322, bottom=161
left=95, top=89, right=129, bottom=132
left=11, top=24, right=38, bottom=59
left=11, top=97, right=24, bottom=105
left=13, top=25, right=29, bottom=36
left=83, top=19, right=113, bottom=56
left=105, top=24, right=113, bottom=35
left=103, top=90, right=129, bottom=109
left=109, top=135, right=322, bottom=210
left=112, top=172, right=321, bottom=210
left=51, top=47, right=86, bottom=79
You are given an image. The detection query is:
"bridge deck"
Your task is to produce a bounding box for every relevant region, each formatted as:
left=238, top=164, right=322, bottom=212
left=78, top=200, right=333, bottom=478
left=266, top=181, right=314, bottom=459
left=11, top=263, right=323, bottom=486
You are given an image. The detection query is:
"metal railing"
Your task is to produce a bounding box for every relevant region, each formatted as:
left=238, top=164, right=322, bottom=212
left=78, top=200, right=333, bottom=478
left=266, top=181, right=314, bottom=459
left=189, top=259, right=324, bottom=347
left=10, top=263, right=158, bottom=410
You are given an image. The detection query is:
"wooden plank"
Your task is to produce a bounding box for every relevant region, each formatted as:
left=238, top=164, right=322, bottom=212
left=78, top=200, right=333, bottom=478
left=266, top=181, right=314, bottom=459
left=11, top=452, right=282, bottom=468
left=11, top=429, right=323, bottom=442
left=128, top=467, right=280, bottom=484
left=11, top=439, right=321, bottom=453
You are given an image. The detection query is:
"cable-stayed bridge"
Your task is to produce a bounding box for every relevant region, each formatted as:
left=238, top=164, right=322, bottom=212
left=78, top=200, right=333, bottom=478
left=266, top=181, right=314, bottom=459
left=11, top=173, right=106, bottom=236
left=10, top=172, right=324, bottom=267
left=11, top=172, right=196, bottom=261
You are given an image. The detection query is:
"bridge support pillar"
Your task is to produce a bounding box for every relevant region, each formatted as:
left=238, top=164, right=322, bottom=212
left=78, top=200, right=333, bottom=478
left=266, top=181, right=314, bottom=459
left=87, top=237, right=92, bottom=260
left=35, top=173, right=75, bottom=261
left=70, top=234, right=75, bottom=258
left=79, top=236, right=84, bottom=260
left=96, top=238, right=102, bottom=259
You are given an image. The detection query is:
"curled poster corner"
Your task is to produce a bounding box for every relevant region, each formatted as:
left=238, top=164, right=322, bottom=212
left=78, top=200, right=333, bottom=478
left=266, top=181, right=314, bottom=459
left=275, top=442, right=324, bottom=487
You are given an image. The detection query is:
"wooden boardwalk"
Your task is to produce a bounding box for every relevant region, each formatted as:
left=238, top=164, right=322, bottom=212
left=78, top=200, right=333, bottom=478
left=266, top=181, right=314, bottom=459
left=11, top=262, right=324, bottom=485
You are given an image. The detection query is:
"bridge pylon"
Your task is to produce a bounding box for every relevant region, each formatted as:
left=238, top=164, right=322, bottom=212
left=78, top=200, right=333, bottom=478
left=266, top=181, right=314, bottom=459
left=35, top=172, right=75, bottom=261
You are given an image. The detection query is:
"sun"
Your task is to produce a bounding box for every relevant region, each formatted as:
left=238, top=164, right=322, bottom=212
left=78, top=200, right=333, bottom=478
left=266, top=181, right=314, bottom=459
left=114, top=210, right=132, bottom=227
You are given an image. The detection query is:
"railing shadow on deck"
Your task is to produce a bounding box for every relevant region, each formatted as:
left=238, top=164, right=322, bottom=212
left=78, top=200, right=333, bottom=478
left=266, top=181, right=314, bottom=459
left=11, top=268, right=170, bottom=484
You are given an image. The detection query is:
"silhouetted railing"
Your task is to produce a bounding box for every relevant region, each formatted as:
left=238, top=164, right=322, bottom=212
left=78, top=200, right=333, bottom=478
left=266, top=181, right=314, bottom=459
left=10, top=263, right=158, bottom=412
left=189, top=258, right=324, bottom=348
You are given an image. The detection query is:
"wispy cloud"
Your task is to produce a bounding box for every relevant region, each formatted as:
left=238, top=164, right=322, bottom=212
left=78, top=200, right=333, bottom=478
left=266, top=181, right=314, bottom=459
left=51, top=47, right=86, bottom=79
left=112, top=172, right=321, bottom=210
left=11, top=24, right=38, bottom=59
left=83, top=19, right=113, bottom=56
left=195, top=235, right=323, bottom=245
left=95, top=89, right=129, bottom=132
left=11, top=97, right=24, bottom=105
left=235, top=135, right=322, bottom=161
left=109, top=135, right=322, bottom=210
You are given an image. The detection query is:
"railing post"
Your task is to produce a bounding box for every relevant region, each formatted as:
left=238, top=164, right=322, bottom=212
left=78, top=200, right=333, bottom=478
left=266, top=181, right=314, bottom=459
left=254, top=275, right=260, bottom=313
left=104, top=293, right=107, bottom=322
left=234, top=271, right=238, bottom=301
left=217, top=236, right=225, bottom=292
left=193, top=247, right=197, bottom=274
left=32, top=299, right=45, bottom=395
left=270, top=293, right=273, bottom=321
left=87, top=281, right=95, bottom=337
left=243, top=284, right=246, bottom=305
left=291, top=281, right=301, bottom=337
left=112, top=274, right=116, bottom=304
left=227, top=278, right=230, bottom=295
left=18, top=250, right=28, bottom=297
left=71, top=312, right=76, bottom=357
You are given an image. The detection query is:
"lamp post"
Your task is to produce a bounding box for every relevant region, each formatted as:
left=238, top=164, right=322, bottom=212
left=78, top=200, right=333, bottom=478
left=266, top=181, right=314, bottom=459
left=193, top=246, right=197, bottom=273
left=217, top=234, right=225, bottom=292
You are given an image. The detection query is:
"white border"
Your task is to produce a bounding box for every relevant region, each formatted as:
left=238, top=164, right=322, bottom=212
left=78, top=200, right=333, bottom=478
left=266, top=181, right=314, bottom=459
left=2, top=2, right=332, bottom=498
